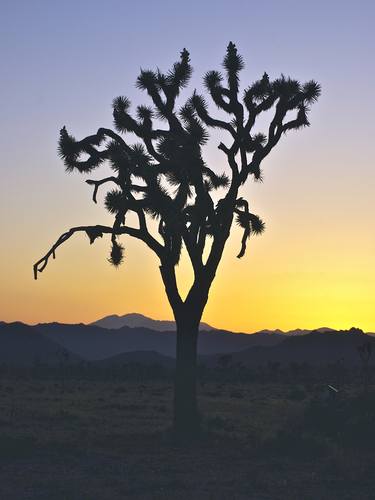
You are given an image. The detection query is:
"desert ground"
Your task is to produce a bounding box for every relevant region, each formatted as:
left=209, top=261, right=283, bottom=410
left=1, top=373, right=374, bottom=500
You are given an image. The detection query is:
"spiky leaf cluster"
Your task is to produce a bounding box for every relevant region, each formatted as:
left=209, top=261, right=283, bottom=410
left=58, top=127, right=105, bottom=173
left=108, top=240, right=124, bottom=267
left=55, top=42, right=320, bottom=269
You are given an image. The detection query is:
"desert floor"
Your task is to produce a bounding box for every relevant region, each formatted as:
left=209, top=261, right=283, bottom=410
left=0, top=379, right=374, bottom=499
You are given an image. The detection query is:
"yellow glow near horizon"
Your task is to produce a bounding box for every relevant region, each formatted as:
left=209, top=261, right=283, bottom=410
left=1, top=204, right=374, bottom=332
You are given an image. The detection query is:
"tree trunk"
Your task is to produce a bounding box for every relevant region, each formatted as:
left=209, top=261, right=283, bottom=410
left=159, top=264, right=213, bottom=435
left=173, top=314, right=200, bottom=435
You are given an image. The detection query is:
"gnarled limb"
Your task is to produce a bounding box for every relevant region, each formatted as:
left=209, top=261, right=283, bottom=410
left=86, top=177, right=119, bottom=203
left=34, top=223, right=164, bottom=280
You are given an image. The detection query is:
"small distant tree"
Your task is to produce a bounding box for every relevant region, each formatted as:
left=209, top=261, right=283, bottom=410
left=34, top=43, right=320, bottom=434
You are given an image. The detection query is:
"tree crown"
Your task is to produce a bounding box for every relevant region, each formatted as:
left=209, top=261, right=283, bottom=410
left=34, top=42, right=320, bottom=303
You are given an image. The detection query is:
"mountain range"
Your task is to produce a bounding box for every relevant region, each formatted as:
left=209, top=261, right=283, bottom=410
left=0, top=313, right=373, bottom=367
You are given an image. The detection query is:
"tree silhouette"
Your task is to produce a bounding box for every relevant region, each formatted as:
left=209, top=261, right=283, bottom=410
left=34, top=43, right=320, bottom=434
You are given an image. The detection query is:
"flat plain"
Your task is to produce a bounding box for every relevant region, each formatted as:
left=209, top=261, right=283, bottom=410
left=1, top=377, right=374, bottom=500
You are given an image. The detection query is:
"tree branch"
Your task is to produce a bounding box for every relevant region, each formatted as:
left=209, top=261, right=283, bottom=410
left=34, top=224, right=164, bottom=280
left=182, top=228, right=203, bottom=275
left=97, top=128, right=133, bottom=154
left=159, top=263, right=183, bottom=314
left=86, top=177, right=119, bottom=203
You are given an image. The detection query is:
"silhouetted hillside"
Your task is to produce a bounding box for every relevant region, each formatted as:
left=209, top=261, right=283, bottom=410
left=90, top=312, right=214, bottom=331
left=36, top=323, right=175, bottom=359
left=0, top=323, right=80, bottom=365
left=207, top=328, right=375, bottom=367
left=90, top=314, right=340, bottom=337
left=2, top=320, right=373, bottom=367
left=258, top=327, right=335, bottom=336
left=198, top=329, right=283, bottom=352
left=36, top=323, right=285, bottom=359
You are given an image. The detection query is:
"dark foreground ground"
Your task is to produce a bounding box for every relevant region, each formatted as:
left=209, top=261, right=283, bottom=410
left=0, top=379, right=374, bottom=499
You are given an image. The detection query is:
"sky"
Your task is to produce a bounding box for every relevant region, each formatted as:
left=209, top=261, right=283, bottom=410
left=0, top=0, right=374, bottom=332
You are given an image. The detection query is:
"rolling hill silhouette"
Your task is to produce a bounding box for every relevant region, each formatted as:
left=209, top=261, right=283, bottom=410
left=34, top=322, right=285, bottom=359
left=0, top=322, right=80, bottom=365
left=0, top=316, right=373, bottom=367
left=206, top=328, right=375, bottom=366
left=36, top=322, right=176, bottom=359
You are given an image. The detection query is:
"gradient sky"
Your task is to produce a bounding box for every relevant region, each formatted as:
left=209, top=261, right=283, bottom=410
left=1, top=0, right=374, bottom=332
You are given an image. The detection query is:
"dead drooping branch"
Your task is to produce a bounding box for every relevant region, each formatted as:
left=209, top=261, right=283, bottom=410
left=33, top=224, right=164, bottom=280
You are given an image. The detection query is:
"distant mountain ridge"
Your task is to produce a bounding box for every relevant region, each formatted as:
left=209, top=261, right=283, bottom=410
left=90, top=312, right=214, bottom=331
left=256, top=327, right=336, bottom=336
left=0, top=315, right=374, bottom=367
left=1, top=321, right=279, bottom=363
left=89, top=313, right=349, bottom=337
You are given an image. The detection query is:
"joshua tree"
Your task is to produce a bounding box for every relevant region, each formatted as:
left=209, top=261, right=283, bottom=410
left=34, top=43, right=320, bottom=434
